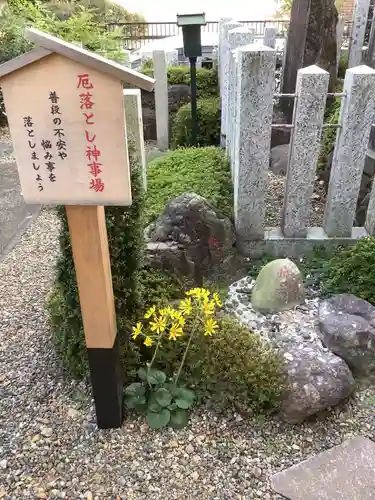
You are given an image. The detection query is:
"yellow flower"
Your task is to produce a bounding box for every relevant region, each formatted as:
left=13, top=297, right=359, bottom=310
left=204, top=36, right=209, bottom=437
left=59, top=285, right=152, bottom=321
left=179, top=297, right=192, bottom=315
left=150, top=315, right=167, bottom=334
left=202, top=297, right=215, bottom=316
left=204, top=317, right=218, bottom=336
left=213, top=292, right=222, bottom=308
left=171, top=310, right=185, bottom=325
left=186, top=287, right=210, bottom=300
left=168, top=323, right=183, bottom=341
left=144, top=336, right=153, bottom=347
left=132, top=322, right=143, bottom=340
left=144, top=305, right=156, bottom=319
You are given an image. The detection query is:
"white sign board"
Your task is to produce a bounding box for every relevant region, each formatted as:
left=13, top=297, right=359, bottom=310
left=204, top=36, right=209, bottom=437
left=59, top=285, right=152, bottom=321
left=1, top=53, right=132, bottom=205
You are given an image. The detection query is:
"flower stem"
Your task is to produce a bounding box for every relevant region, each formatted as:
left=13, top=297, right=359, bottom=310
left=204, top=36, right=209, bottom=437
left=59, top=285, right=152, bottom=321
left=174, top=317, right=200, bottom=387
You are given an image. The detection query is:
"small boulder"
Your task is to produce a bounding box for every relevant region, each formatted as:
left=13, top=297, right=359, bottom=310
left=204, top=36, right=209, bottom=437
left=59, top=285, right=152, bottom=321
left=280, top=343, right=355, bottom=423
left=270, top=144, right=289, bottom=175
left=145, top=192, right=236, bottom=284
left=251, top=259, right=305, bottom=313
left=319, top=294, right=375, bottom=374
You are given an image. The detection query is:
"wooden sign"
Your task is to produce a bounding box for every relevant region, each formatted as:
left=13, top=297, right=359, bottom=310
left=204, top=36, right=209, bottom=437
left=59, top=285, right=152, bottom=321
left=1, top=53, right=131, bottom=205
left=0, top=28, right=155, bottom=430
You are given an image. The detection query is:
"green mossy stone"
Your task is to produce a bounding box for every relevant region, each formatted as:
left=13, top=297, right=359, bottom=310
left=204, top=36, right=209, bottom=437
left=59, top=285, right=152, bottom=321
left=251, top=258, right=305, bottom=313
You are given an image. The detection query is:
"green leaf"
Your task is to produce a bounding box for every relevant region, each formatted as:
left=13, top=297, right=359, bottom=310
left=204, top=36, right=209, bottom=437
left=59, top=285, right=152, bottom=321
left=170, top=409, right=189, bottom=429
left=124, top=382, right=145, bottom=397
left=133, top=401, right=148, bottom=412
left=155, top=388, right=172, bottom=407
left=168, top=403, right=178, bottom=411
left=148, top=402, right=162, bottom=413
left=124, top=383, right=146, bottom=410
left=138, top=367, right=148, bottom=381
left=146, top=408, right=171, bottom=429
left=147, top=368, right=167, bottom=385
left=175, top=387, right=195, bottom=409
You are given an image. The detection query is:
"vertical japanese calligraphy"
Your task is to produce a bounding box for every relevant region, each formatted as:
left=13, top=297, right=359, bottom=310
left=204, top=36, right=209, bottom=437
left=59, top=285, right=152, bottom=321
left=77, top=73, right=104, bottom=192
left=45, top=90, right=68, bottom=183
left=23, top=115, right=43, bottom=192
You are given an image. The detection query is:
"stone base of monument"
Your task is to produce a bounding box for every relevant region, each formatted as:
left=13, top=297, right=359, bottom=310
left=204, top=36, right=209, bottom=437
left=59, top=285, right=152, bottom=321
left=271, top=436, right=375, bottom=500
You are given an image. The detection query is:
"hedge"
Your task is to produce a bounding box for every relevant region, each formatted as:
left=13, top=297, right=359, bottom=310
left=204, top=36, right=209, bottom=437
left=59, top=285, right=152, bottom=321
left=145, top=146, right=232, bottom=225
left=171, top=97, right=221, bottom=148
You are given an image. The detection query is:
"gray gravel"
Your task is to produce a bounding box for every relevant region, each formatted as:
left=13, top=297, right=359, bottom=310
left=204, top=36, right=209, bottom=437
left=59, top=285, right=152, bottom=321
left=0, top=208, right=375, bottom=499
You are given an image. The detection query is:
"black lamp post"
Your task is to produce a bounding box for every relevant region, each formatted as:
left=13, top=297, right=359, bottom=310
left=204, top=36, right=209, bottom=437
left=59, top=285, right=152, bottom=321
left=176, top=12, right=206, bottom=146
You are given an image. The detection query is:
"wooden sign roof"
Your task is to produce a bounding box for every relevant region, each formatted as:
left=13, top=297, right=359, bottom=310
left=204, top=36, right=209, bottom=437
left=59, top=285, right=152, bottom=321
left=0, top=27, right=155, bottom=92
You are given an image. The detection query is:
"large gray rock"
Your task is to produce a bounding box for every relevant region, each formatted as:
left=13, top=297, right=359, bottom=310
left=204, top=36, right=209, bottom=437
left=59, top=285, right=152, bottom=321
left=319, top=294, right=375, bottom=374
left=280, top=343, right=355, bottom=423
left=270, top=144, right=289, bottom=175
left=251, top=259, right=305, bottom=313
left=145, top=192, right=236, bottom=284
left=271, top=436, right=375, bottom=500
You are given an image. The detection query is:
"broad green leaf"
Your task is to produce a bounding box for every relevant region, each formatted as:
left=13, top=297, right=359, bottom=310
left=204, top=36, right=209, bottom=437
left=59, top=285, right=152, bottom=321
left=168, top=403, right=178, bottom=411
left=133, top=401, right=148, bottom=412
left=125, top=394, right=146, bottom=409
left=155, top=388, right=172, bottom=407
left=138, top=367, right=148, bottom=381
left=147, top=369, right=167, bottom=385
left=170, top=409, right=189, bottom=429
left=146, top=408, right=171, bottom=429
left=175, top=387, right=195, bottom=409
left=124, top=382, right=145, bottom=397
left=148, top=402, right=162, bottom=413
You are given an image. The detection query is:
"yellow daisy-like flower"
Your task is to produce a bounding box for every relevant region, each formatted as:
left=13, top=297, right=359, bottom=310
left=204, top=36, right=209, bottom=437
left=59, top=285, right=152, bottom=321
left=213, top=292, right=222, bottom=308
left=204, top=317, right=218, bottom=336
left=150, top=315, right=167, bottom=334
left=186, top=287, right=209, bottom=299
left=132, top=322, right=143, bottom=340
left=179, top=297, right=192, bottom=315
left=168, top=322, right=183, bottom=341
left=202, top=297, right=215, bottom=316
left=144, top=336, right=153, bottom=347
left=144, top=305, right=156, bottom=319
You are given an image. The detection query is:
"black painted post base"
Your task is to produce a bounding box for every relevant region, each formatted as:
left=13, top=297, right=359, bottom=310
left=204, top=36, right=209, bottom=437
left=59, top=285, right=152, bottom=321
left=87, top=337, right=123, bottom=429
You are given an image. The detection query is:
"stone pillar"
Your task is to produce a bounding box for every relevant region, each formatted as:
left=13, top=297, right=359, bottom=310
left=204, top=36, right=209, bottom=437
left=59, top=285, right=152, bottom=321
left=348, top=0, right=371, bottom=68
left=281, top=66, right=329, bottom=237
left=218, top=17, right=233, bottom=84
left=336, top=16, right=345, bottom=74
left=212, top=48, right=218, bottom=70
left=220, top=21, right=242, bottom=147
left=165, top=49, right=179, bottom=67
left=226, top=27, right=254, bottom=168
left=324, top=65, right=375, bottom=237
left=234, top=44, right=276, bottom=240
left=281, top=0, right=338, bottom=120
left=123, top=89, right=147, bottom=190
left=263, top=27, right=277, bottom=48
left=366, top=7, right=375, bottom=67
left=152, top=50, right=169, bottom=151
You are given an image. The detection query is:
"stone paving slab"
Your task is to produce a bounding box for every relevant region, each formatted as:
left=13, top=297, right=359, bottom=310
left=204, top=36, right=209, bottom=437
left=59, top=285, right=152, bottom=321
left=0, top=161, right=39, bottom=259
left=271, top=436, right=375, bottom=499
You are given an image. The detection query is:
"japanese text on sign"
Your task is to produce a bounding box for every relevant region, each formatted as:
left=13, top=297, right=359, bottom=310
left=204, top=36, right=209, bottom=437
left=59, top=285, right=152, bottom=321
left=77, top=73, right=104, bottom=193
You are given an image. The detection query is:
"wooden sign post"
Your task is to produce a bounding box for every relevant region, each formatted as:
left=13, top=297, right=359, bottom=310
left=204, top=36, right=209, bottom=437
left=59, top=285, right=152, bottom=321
left=0, top=28, right=155, bottom=428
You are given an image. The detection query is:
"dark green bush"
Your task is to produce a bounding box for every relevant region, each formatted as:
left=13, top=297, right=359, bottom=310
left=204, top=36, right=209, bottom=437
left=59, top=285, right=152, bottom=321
left=338, top=53, right=348, bottom=79
left=317, top=98, right=340, bottom=173
left=145, top=146, right=232, bottom=224
left=323, top=237, right=375, bottom=305
left=48, top=155, right=144, bottom=379
left=171, top=97, right=220, bottom=148
left=154, top=316, right=285, bottom=412
left=142, top=65, right=219, bottom=98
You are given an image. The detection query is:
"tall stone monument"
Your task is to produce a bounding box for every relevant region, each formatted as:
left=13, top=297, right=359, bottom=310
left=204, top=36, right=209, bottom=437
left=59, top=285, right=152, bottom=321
left=281, top=0, right=338, bottom=119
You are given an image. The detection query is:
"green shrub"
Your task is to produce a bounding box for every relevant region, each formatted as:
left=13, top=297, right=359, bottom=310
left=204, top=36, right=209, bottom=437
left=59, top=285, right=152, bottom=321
left=317, top=97, right=340, bottom=173
left=154, top=316, right=285, bottom=412
left=145, top=147, right=232, bottom=224
left=323, top=237, right=375, bottom=304
left=47, top=155, right=144, bottom=379
left=171, top=97, right=220, bottom=148
left=338, top=53, right=348, bottom=79
left=142, top=65, right=219, bottom=98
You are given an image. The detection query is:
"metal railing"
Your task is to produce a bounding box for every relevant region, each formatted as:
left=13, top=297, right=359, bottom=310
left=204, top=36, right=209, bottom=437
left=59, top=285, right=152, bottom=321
left=107, top=19, right=356, bottom=51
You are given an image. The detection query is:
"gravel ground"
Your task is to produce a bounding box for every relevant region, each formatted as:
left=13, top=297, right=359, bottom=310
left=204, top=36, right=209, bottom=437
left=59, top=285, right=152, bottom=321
left=0, top=128, right=14, bottom=165
left=1, top=208, right=375, bottom=500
